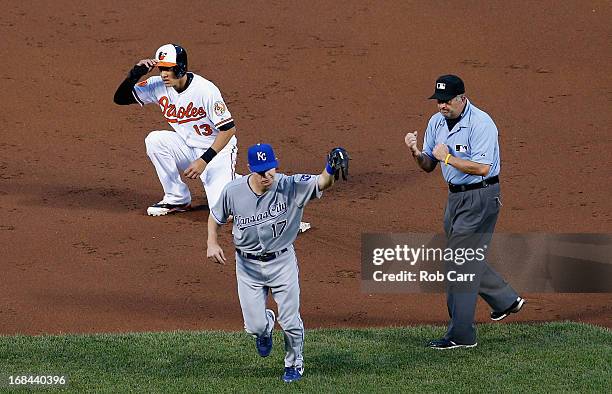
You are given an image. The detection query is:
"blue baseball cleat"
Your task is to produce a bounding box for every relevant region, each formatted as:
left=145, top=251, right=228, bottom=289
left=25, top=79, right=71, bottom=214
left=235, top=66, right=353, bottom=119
left=255, top=309, right=275, bottom=357
left=282, top=366, right=304, bottom=383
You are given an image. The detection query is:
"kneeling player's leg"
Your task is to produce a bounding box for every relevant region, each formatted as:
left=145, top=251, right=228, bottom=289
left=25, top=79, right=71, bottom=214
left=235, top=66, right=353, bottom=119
left=201, top=144, right=237, bottom=208
left=236, top=254, right=273, bottom=337
left=145, top=130, right=193, bottom=205
left=270, top=251, right=304, bottom=368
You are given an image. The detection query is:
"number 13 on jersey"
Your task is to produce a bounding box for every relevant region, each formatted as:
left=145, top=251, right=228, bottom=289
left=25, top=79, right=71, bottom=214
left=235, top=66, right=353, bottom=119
left=193, top=123, right=213, bottom=136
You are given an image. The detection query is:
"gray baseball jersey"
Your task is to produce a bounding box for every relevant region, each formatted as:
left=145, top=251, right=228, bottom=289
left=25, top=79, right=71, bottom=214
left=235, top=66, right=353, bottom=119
left=211, top=173, right=322, bottom=253
left=210, top=172, right=322, bottom=369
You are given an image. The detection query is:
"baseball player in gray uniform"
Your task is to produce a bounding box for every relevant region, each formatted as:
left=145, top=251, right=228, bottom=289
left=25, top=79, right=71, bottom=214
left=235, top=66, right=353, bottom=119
left=206, top=143, right=349, bottom=383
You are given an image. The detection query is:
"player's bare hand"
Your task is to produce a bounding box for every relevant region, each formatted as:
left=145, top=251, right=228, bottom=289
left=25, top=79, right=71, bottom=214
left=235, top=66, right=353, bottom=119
left=404, top=131, right=420, bottom=156
left=207, top=243, right=227, bottom=265
left=136, top=59, right=158, bottom=72
left=184, top=158, right=206, bottom=179
left=433, top=143, right=450, bottom=161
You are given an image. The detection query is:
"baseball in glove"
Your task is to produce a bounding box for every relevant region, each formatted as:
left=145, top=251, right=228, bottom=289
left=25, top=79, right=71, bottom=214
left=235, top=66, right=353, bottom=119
left=327, top=147, right=350, bottom=180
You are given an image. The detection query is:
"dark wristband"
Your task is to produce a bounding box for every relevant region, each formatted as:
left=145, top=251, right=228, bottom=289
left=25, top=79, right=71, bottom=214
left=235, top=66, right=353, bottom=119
left=129, top=64, right=149, bottom=81
left=325, top=163, right=334, bottom=175
left=201, top=147, right=217, bottom=163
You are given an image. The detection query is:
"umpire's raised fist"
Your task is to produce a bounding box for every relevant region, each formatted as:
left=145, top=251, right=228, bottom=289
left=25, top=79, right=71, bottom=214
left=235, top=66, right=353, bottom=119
left=404, top=131, right=419, bottom=155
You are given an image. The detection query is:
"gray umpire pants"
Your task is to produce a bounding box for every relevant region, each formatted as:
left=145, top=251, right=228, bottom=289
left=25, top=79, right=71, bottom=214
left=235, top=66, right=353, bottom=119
left=235, top=246, right=304, bottom=368
left=443, top=183, right=519, bottom=344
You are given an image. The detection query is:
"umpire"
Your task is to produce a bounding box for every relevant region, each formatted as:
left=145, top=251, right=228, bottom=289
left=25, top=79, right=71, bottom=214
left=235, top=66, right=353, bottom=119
left=405, top=75, right=525, bottom=349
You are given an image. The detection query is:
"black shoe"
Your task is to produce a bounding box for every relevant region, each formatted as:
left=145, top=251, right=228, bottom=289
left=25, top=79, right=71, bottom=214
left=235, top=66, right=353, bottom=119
left=427, top=338, right=477, bottom=349
left=490, top=297, right=525, bottom=321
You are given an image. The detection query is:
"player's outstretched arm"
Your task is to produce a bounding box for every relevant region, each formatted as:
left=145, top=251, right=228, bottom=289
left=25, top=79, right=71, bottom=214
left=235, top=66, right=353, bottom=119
left=206, top=214, right=227, bottom=265
left=318, top=168, right=335, bottom=191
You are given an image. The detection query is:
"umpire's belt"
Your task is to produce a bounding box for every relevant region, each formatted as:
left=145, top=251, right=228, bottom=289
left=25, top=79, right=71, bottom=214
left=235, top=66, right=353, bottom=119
left=236, top=248, right=289, bottom=262
left=449, top=175, right=499, bottom=193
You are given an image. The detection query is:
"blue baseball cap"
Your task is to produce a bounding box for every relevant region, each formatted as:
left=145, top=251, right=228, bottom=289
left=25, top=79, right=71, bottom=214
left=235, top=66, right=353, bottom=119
left=248, top=143, right=278, bottom=172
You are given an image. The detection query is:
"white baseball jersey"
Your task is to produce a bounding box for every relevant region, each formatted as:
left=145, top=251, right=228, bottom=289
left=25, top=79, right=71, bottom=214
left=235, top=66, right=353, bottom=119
left=133, top=73, right=235, bottom=149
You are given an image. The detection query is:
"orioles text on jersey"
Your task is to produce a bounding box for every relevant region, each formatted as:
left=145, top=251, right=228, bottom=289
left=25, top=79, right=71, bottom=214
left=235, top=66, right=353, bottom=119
left=158, top=96, right=206, bottom=124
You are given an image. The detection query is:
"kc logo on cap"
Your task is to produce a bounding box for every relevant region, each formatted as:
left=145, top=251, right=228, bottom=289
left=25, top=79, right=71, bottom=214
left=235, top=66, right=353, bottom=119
left=248, top=143, right=278, bottom=173
left=437, top=82, right=446, bottom=90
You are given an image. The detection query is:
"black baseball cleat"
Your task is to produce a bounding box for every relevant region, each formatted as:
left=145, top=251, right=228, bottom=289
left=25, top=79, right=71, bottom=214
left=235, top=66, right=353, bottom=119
left=427, top=338, right=477, bottom=350
left=490, top=297, right=526, bottom=321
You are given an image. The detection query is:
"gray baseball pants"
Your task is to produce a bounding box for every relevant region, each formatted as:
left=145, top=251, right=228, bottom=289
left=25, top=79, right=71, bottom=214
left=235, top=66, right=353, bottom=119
left=235, top=246, right=304, bottom=368
left=443, top=183, right=519, bottom=344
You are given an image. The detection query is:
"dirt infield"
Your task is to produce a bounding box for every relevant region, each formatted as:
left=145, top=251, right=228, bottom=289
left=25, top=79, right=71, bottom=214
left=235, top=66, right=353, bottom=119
left=1, top=1, right=610, bottom=335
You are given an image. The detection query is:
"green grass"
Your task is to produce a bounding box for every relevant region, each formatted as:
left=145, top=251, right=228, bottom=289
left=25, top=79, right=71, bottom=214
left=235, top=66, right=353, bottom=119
left=0, top=322, right=610, bottom=393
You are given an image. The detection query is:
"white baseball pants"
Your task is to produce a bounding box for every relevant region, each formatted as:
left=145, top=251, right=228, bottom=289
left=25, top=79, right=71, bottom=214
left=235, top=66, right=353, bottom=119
left=145, top=130, right=237, bottom=208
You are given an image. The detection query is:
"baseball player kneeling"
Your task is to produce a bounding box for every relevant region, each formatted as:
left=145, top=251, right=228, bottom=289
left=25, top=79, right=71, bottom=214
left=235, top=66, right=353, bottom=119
left=206, top=143, right=349, bottom=383
left=114, top=44, right=238, bottom=216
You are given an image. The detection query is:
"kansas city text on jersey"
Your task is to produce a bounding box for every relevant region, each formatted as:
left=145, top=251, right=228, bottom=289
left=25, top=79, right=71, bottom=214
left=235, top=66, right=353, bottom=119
left=234, top=201, right=288, bottom=230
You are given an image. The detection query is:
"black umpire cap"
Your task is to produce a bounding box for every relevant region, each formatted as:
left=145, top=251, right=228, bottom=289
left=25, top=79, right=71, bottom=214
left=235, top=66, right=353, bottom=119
left=429, top=75, right=465, bottom=101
